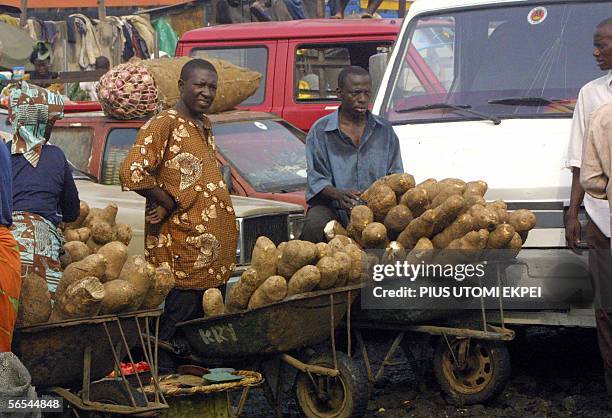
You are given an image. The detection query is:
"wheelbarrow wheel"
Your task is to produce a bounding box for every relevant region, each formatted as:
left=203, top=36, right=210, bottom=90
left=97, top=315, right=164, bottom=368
left=433, top=337, right=510, bottom=405
left=295, top=351, right=369, bottom=418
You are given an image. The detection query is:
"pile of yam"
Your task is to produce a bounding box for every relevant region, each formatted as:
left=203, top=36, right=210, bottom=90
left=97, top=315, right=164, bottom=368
left=325, top=173, right=536, bottom=266
left=17, top=201, right=175, bottom=326
left=202, top=235, right=365, bottom=318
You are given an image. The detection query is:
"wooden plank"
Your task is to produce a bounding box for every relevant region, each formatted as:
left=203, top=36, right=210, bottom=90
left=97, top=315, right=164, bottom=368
left=28, top=70, right=107, bottom=85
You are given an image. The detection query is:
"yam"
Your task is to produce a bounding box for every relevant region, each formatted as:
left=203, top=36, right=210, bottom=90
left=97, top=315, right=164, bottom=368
left=333, top=251, right=352, bottom=287
left=505, top=232, right=523, bottom=258
left=114, top=223, right=133, bottom=246
left=439, top=178, right=467, bottom=194
left=447, top=229, right=490, bottom=251
left=227, top=268, right=259, bottom=312
left=248, top=275, right=287, bottom=309
left=406, top=237, right=434, bottom=265
left=507, top=209, right=537, bottom=234
left=384, top=205, right=413, bottom=238
left=16, top=273, right=52, bottom=326
left=100, top=280, right=139, bottom=314
left=400, top=186, right=430, bottom=217
left=63, top=241, right=90, bottom=263
left=119, top=255, right=156, bottom=308
left=382, top=241, right=406, bottom=264
left=429, top=182, right=465, bottom=209
left=350, top=205, right=374, bottom=233
left=365, top=184, right=397, bottom=221
left=460, top=194, right=486, bottom=214
left=83, top=203, right=118, bottom=228
left=316, top=242, right=332, bottom=259
left=342, top=244, right=364, bottom=283
left=50, top=276, right=105, bottom=321
left=328, top=236, right=355, bottom=254
left=64, top=227, right=91, bottom=243
left=469, top=205, right=500, bottom=231
left=346, top=224, right=365, bottom=247
left=140, top=265, right=175, bottom=309
left=432, top=194, right=465, bottom=234
left=288, top=265, right=321, bottom=295
left=86, top=237, right=103, bottom=253
left=276, top=242, right=286, bottom=263
left=251, top=236, right=278, bottom=284
left=316, top=257, right=341, bottom=289
left=432, top=213, right=477, bottom=249
left=57, top=253, right=107, bottom=299
left=97, top=242, right=128, bottom=282
left=361, top=222, right=389, bottom=249
left=64, top=201, right=90, bottom=230
left=486, top=224, right=516, bottom=249
left=464, top=181, right=488, bottom=197
left=92, top=222, right=115, bottom=245
left=277, top=240, right=318, bottom=278
left=203, top=288, right=225, bottom=316
left=380, top=173, right=416, bottom=197
left=60, top=252, right=72, bottom=269
left=324, top=220, right=348, bottom=241
left=397, top=209, right=438, bottom=249
left=485, top=200, right=509, bottom=223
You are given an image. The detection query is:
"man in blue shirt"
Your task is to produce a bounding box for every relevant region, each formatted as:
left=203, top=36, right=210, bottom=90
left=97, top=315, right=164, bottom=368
left=301, top=66, right=403, bottom=243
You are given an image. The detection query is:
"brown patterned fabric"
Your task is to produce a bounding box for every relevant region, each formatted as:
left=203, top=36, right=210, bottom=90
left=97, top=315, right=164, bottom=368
left=119, top=109, right=237, bottom=290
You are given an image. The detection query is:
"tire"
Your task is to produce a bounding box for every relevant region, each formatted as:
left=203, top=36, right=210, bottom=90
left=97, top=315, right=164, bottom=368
left=433, top=338, right=511, bottom=405
left=294, top=351, right=370, bottom=418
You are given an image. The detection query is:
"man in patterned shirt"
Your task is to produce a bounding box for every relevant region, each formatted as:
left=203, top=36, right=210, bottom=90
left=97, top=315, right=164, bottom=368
left=120, top=59, right=237, bottom=372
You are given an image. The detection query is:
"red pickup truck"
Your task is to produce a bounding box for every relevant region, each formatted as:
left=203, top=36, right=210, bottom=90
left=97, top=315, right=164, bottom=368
left=176, top=19, right=401, bottom=131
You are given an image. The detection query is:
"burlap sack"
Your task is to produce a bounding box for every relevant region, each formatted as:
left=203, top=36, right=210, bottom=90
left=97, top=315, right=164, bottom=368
left=137, top=56, right=262, bottom=114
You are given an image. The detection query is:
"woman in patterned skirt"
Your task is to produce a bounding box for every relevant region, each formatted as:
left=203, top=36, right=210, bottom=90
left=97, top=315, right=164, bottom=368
left=6, top=82, right=80, bottom=294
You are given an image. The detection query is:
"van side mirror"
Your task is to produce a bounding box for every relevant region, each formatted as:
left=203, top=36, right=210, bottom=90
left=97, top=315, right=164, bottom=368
left=221, top=164, right=234, bottom=193
left=369, top=51, right=391, bottom=98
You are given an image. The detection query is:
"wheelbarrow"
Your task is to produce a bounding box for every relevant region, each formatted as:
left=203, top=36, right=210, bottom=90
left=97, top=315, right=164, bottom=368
left=12, top=309, right=169, bottom=416
left=168, top=283, right=370, bottom=418
left=351, top=260, right=516, bottom=405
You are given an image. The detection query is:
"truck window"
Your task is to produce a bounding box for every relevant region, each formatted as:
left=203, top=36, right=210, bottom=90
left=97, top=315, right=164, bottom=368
left=294, top=42, right=392, bottom=101
left=49, top=127, right=94, bottom=174
left=101, top=128, right=138, bottom=185
left=213, top=120, right=307, bottom=193
left=190, top=47, right=267, bottom=106
left=382, top=2, right=612, bottom=123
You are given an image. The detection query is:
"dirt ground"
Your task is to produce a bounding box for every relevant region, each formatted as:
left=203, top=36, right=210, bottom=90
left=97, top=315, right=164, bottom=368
left=232, top=326, right=611, bottom=417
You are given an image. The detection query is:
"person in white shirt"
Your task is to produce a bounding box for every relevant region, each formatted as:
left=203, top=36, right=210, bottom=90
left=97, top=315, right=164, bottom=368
left=564, top=17, right=612, bottom=407
left=80, top=56, right=110, bottom=101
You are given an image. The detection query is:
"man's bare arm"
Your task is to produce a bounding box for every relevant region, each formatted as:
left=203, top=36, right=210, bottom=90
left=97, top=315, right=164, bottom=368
left=564, top=168, right=585, bottom=251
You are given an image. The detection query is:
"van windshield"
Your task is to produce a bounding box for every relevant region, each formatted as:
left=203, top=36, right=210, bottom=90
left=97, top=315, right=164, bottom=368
left=381, top=2, right=612, bottom=123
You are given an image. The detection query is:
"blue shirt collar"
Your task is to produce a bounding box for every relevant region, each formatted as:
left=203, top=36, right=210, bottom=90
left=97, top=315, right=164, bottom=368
left=324, top=108, right=379, bottom=132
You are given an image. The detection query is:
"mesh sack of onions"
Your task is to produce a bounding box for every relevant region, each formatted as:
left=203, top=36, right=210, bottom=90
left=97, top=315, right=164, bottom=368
left=97, top=63, right=160, bottom=120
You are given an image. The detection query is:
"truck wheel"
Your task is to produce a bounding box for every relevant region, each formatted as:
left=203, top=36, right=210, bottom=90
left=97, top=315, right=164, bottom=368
left=295, top=351, right=370, bottom=418
left=433, top=338, right=510, bottom=405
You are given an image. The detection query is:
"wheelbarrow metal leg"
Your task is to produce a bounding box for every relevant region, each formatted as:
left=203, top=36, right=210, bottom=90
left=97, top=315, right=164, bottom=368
left=81, top=345, right=91, bottom=403
left=354, top=330, right=373, bottom=383
left=373, top=331, right=405, bottom=383
left=280, top=353, right=340, bottom=377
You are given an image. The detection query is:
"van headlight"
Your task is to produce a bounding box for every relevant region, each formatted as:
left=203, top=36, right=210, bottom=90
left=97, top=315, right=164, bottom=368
left=288, top=214, right=304, bottom=240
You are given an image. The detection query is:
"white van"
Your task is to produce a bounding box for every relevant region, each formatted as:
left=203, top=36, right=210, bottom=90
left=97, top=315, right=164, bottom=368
left=373, top=0, right=612, bottom=326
